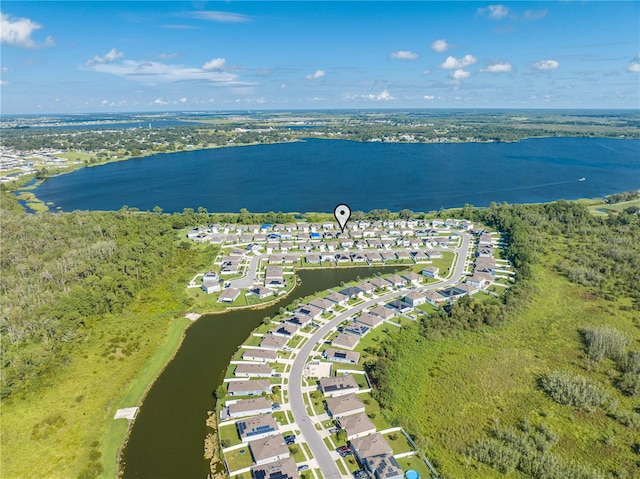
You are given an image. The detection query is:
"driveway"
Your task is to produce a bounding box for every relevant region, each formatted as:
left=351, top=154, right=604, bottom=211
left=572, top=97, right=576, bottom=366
left=287, top=233, right=472, bottom=478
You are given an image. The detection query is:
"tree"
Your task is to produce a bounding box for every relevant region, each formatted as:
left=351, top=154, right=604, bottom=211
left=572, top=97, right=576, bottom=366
left=214, top=385, right=227, bottom=399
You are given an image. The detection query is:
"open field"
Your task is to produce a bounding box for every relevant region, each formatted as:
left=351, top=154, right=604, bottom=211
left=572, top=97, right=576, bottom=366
left=379, top=264, right=639, bottom=478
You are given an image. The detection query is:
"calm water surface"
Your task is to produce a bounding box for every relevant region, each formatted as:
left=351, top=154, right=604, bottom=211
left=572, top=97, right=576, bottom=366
left=35, top=138, right=640, bottom=213
left=121, top=267, right=401, bottom=479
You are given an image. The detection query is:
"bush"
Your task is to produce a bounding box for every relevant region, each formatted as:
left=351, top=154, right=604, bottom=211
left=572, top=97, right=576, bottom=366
left=619, top=371, right=640, bottom=396
left=539, top=371, right=609, bottom=410
left=613, top=409, right=640, bottom=428
left=582, top=327, right=630, bottom=362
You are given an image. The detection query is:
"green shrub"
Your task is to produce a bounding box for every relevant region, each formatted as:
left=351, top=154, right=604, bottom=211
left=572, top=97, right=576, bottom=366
left=539, top=371, right=609, bottom=410
left=582, top=326, right=630, bottom=362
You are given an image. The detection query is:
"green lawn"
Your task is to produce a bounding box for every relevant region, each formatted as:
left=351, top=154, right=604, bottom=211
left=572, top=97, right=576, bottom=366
left=397, top=455, right=433, bottom=478
left=225, top=446, right=254, bottom=472
left=219, top=424, right=242, bottom=448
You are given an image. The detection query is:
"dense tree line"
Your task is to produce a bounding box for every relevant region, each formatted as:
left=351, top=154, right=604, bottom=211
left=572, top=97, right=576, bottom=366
left=0, top=206, right=217, bottom=398
left=364, top=200, right=639, bottom=476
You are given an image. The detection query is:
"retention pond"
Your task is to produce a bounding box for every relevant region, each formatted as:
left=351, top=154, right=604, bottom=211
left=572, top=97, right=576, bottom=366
left=121, top=266, right=400, bottom=478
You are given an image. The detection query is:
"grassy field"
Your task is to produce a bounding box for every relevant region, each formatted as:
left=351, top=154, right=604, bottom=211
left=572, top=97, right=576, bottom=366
left=380, top=264, right=639, bottom=478
left=1, top=249, right=210, bottom=479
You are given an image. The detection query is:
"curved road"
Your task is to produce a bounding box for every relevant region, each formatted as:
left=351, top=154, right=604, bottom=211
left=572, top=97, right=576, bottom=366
left=288, top=233, right=471, bottom=478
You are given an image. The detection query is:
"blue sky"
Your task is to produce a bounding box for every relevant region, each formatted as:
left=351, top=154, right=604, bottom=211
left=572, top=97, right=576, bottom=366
left=1, top=1, right=639, bottom=113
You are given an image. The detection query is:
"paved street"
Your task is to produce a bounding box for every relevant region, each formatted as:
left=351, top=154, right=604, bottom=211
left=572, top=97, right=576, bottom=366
left=287, top=233, right=472, bottom=478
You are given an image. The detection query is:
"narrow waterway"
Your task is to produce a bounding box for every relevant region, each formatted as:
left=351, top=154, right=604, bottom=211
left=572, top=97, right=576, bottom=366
left=121, top=266, right=401, bottom=478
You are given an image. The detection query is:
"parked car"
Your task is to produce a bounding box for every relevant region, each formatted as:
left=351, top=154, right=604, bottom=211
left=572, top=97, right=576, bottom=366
left=297, top=465, right=309, bottom=472
left=336, top=445, right=350, bottom=453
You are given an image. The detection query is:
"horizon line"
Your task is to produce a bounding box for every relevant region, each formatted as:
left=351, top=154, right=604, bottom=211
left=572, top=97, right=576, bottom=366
left=3, top=107, right=640, bottom=117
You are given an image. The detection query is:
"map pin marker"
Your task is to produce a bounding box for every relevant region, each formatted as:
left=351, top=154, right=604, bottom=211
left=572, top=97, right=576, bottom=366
left=334, top=204, right=352, bottom=234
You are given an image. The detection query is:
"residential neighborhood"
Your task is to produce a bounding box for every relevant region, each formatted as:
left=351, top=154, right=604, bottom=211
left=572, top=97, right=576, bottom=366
left=203, top=218, right=513, bottom=479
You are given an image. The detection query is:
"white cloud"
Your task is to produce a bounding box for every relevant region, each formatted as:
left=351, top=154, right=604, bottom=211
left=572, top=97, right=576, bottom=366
left=153, top=98, right=168, bottom=105
left=441, top=54, right=477, bottom=69
left=628, top=63, right=640, bottom=73
left=431, top=39, right=450, bottom=53
left=422, top=69, right=431, bottom=75
left=479, top=5, right=510, bottom=19
left=202, top=58, right=226, bottom=71
left=346, top=90, right=397, bottom=101
left=305, top=70, right=325, bottom=80
left=178, top=97, right=187, bottom=103
left=1, top=12, right=54, bottom=48
left=377, top=90, right=395, bottom=101
left=424, top=95, right=435, bottom=100
left=186, top=11, right=252, bottom=23
left=450, top=69, right=471, bottom=80
left=390, top=50, right=419, bottom=60
left=532, top=59, right=560, bottom=70
left=0, top=80, right=9, bottom=86
left=280, top=83, right=288, bottom=89
left=85, top=48, right=124, bottom=67
left=523, top=9, right=548, bottom=21
left=84, top=57, right=244, bottom=85
left=481, top=62, right=512, bottom=73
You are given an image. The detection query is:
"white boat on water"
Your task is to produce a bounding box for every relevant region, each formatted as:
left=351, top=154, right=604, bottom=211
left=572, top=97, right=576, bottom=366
left=579, top=177, right=586, bottom=181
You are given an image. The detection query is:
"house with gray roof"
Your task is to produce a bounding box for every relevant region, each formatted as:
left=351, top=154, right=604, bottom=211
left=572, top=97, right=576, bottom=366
left=337, top=412, right=376, bottom=440
left=350, top=433, right=393, bottom=462
left=331, top=332, right=360, bottom=350
left=370, top=305, right=395, bottom=320
left=237, top=414, right=279, bottom=441
left=355, top=312, right=384, bottom=329
left=325, top=392, right=365, bottom=418
left=295, top=304, right=323, bottom=319
left=227, top=397, right=272, bottom=419
left=421, top=266, right=439, bottom=278
left=251, top=286, right=274, bottom=299
left=227, top=379, right=273, bottom=397
left=323, top=348, right=360, bottom=365
left=319, top=374, right=359, bottom=397
left=308, top=297, right=334, bottom=313
left=218, top=288, right=241, bottom=303
left=285, top=314, right=313, bottom=329
left=401, top=272, right=423, bottom=285
left=385, top=275, right=407, bottom=288
left=251, top=457, right=299, bottom=479
left=363, top=454, right=404, bottom=479
left=235, top=363, right=274, bottom=378
left=363, top=279, right=384, bottom=292
left=270, top=323, right=298, bottom=338
left=249, top=434, right=291, bottom=466
left=425, top=291, right=446, bottom=306
left=326, top=291, right=348, bottom=306
left=356, top=283, right=375, bottom=296
left=404, top=290, right=427, bottom=307
left=340, top=286, right=364, bottom=300
left=260, top=334, right=288, bottom=351
left=242, top=348, right=278, bottom=363
left=202, top=281, right=221, bottom=294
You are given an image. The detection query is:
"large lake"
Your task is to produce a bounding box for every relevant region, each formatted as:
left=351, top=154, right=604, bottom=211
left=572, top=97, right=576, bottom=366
left=35, top=138, right=639, bottom=213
